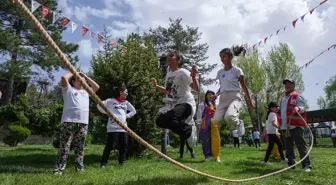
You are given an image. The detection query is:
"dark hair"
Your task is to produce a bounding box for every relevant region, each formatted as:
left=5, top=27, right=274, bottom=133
left=219, top=45, right=246, bottom=57
left=266, top=101, right=278, bottom=121
left=111, top=84, right=127, bottom=98
left=69, top=77, right=75, bottom=87
left=204, top=90, right=216, bottom=107
left=168, top=51, right=184, bottom=67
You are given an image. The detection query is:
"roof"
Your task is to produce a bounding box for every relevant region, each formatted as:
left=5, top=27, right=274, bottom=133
left=306, top=108, right=336, bottom=123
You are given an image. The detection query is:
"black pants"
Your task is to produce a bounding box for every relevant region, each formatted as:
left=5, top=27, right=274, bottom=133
left=254, top=139, right=261, bottom=148
left=264, top=134, right=285, bottom=162
left=101, top=132, right=127, bottom=165
left=279, top=130, right=289, bottom=158
left=233, top=137, right=240, bottom=148
left=156, top=103, right=192, bottom=140
left=285, top=127, right=311, bottom=168
left=180, top=137, right=193, bottom=158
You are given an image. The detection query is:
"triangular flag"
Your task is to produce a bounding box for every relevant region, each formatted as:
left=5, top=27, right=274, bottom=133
left=98, top=34, right=103, bottom=44
left=31, top=0, right=41, bottom=13
left=328, top=45, right=333, bottom=51
left=301, top=13, right=307, bottom=22
left=52, top=11, right=61, bottom=24
left=264, top=37, right=268, bottom=44
left=305, top=63, right=308, bottom=68
left=71, top=22, right=78, bottom=33
left=252, top=44, right=257, bottom=50
left=317, top=51, right=325, bottom=57
left=82, top=26, right=89, bottom=37
left=320, top=0, right=328, bottom=5
left=42, top=6, right=51, bottom=19
left=276, top=29, right=280, bottom=35
left=308, top=60, right=314, bottom=64
left=310, top=8, right=316, bottom=14
left=12, top=0, right=16, bottom=4
left=111, top=41, right=116, bottom=47
left=62, top=17, right=70, bottom=28
left=333, top=45, right=336, bottom=49
left=283, top=26, right=287, bottom=31
left=269, top=34, right=273, bottom=39
left=258, top=41, right=262, bottom=46
left=292, top=18, right=298, bottom=28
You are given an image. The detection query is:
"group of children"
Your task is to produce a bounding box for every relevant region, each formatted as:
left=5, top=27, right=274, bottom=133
left=53, top=44, right=311, bottom=175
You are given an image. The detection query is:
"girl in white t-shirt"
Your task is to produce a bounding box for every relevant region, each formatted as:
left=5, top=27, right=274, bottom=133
left=263, top=102, right=287, bottom=165
left=54, top=72, right=100, bottom=175
left=152, top=51, right=199, bottom=149
left=97, top=85, right=136, bottom=168
left=213, top=45, right=254, bottom=137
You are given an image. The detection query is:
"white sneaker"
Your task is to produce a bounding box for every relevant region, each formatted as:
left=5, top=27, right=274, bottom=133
left=205, top=158, right=210, bottom=162
left=216, top=158, right=221, bottom=163
left=263, top=162, right=271, bottom=165
left=238, top=121, right=245, bottom=137
left=304, top=166, right=312, bottom=172
left=282, top=158, right=288, bottom=164
left=187, top=125, right=197, bottom=148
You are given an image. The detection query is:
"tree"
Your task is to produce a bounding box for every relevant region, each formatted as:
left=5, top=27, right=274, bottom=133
left=0, top=0, right=78, bottom=104
left=236, top=49, right=267, bottom=126
left=90, top=31, right=164, bottom=156
left=318, top=76, right=336, bottom=109
left=144, top=18, right=217, bottom=85
left=263, top=43, right=304, bottom=104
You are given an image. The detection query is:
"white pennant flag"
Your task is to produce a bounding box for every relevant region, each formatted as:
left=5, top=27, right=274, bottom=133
left=52, top=12, right=61, bottom=24
left=71, top=22, right=78, bottom=33
left=31, top=0, right=41, bottom=13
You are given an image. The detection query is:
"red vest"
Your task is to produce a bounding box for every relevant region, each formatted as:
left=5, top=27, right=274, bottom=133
left=286, top=92, right=307, bottom=127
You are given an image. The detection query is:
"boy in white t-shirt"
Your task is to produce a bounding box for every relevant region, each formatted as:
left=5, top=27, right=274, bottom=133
left=213, top=45, right=254, bottom=138
left=152, top=51, right=199, bottom=149
left=53, top=72, right=100, bottom=175
left=97, top=85, right=136, bottom=168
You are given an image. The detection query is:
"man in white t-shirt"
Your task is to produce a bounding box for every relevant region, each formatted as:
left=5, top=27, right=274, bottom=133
left=153, top=51, right=199, bottom=149
left=53, top=72, right=100, bottom=175
left=232, top=129, right=240, bottom=148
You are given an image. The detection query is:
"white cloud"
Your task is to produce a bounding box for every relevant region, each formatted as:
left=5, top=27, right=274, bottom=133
left=78, top=39, right=93, bottom=59
left=68, top=0, right=336, bottom=110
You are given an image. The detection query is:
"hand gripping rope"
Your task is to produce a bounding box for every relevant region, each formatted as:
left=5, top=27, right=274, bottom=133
left=15, top=1, right=314, bottom=182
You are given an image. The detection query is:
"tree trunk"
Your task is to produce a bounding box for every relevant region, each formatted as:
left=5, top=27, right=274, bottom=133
left=4, top=74, right=14, bottom=105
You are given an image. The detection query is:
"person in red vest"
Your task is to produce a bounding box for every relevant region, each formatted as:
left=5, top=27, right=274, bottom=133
left=279, top=78, right=312, bottom=172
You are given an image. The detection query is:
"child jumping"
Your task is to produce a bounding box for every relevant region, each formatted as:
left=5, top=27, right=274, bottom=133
left=97, top=86, right=136, bottom=168
left=153, top=51, right=199, bottom=150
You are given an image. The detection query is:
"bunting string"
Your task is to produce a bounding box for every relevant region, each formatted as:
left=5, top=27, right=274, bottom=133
left=249, top=0, right=329, bottom=50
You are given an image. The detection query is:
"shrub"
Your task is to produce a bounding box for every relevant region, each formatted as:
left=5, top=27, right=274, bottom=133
left=4, top=125, right=31, bottom=146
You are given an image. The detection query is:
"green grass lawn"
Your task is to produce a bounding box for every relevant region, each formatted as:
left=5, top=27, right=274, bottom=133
left=0, top=141, right=336, bottom=185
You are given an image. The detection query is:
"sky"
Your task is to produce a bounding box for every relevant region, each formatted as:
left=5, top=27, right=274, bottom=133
left=48, top=0, right=336, bottom=110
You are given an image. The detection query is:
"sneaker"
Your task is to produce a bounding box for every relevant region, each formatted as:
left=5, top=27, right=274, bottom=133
left=53, top=169, right=62, bottom=176
left=205, top=158, right=210, bottom=162
left=100, top=164, right=106, bottom=169
left=216, top=158, right=221, bottom=163
left=304, top=166, right=312, bottom=172
left=191, top=152, right=195, bottom=159
left=186, top=125, right=197, bottom=148
left=281, top=158, right=288, bottom=164
left=237, top=120, right=245, bottom=137
left=263, top=162, right=271, bottom=165
left=76, top=168, right=85, bottom=173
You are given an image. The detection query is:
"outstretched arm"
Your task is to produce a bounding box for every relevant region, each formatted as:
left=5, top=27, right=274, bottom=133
left=61, top=72, right=73, bottom=88
left=152, top=78, right=168, bottom=94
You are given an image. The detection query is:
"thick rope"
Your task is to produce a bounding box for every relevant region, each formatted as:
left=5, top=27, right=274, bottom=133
left=15, top=0, right=314, bottom=182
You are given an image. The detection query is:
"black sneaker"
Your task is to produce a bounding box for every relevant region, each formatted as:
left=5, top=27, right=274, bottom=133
left=191, top=152, right=195, bottom=158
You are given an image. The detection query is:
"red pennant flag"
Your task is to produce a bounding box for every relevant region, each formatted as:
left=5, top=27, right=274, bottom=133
left=328, top=45, right=335, bottom=51
left=310, top=8, right=315, bottom=14
left=252, top=44, right=257, bottom=50
left=305, top=63, right=308, bottom=68
left=62, top=17, right=70, bottom=28
left=320, top=0, right=328, bottom=5
left=42, top=6, right=51, bottom=19
left=276, top=29, right=280, bottom=35
left=292, top=18, right=298, bottom=28
left=111, top=41, right=116, bottom=47
left=12, top=0, right=16, bottom=4
left=82, top=26, right=89, bottom=37
left=264, top=37, right=268, bottom=44
left=98, top=34, right=103, bottom=44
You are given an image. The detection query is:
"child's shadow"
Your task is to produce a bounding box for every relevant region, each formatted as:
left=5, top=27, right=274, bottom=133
left=122, top=176, right=209, bottom=185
